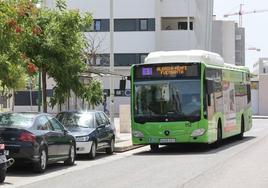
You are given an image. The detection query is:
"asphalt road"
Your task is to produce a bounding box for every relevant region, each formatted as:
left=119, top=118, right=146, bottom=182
left=3, top=119, right=268, bottom=188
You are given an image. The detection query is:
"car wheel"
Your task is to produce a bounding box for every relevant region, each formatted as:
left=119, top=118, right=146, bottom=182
left=33, top=147, right=47, bottom=173
left=150, top=144, right=159, bottom=152
left=64, top=143, right=76, bottom=166
left=106, top=138, right=115, bottom=155
left=89, top=141, right=97, bottom=160
left=0, top=168, right=6, bottom=183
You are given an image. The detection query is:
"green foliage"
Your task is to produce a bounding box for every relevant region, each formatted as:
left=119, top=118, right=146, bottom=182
left=0, top=0, right=103, bottom=111
left=0, top=0, right=38, bottom=94
left=83, top=79, right=103, bottom=109
left=18, top=0, right=93, bottom=110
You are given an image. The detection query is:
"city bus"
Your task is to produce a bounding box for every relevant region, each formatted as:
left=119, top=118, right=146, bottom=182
left=130, top=50, right=252, bottom=151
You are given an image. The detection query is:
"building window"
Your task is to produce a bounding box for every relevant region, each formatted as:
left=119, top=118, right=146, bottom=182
left=86, top=54, right=110, bottom=66
left=94, top=20, right=101, bottom=31
left=87, top=53, right=149, bottom=67
left=115, top=19, right=155, bottom=31
left=178, top=22, right=187, bottom=30
left=263, top=68, right=266, bottom=73
left=114, top=53, right=149, bottom=66
left=139, top=54, right=147, bottom=64
left=86, top=19, right=109, bottom=32
left=140, top=19, right=148, bottom=31
left=162, top=17, right=194, bottom=30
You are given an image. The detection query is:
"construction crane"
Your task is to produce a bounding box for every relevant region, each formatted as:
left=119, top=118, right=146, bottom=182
left=224, top=4, right=268, bottom=27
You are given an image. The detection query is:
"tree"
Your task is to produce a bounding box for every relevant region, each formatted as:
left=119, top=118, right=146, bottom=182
left=1, top=0, right=104, bottom=112
left=20, top=0, right=93, bottom=112
left=84, top=33, right=109, bottom=66
left=83, top=78, right=103, bottom=110
left=0, top=0, right=38, bottom=104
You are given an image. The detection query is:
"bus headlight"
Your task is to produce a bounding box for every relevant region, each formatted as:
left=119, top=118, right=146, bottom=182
left=133, top=131, right=144, bottom=138
left=191, top=128, right=206, bottom=137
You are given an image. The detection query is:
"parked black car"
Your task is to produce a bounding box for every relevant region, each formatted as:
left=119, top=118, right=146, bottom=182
left=56, top=111, right=115, bottom=159
left=0, top=112, right=76, bottom=173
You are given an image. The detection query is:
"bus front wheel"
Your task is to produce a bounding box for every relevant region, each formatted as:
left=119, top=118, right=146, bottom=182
left=211, top=121, right=222, bottom=148
left=150, top=144, right=159, bottom=152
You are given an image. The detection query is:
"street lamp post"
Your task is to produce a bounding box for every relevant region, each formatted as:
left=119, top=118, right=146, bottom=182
left=109, top=0, right=115, bottom=124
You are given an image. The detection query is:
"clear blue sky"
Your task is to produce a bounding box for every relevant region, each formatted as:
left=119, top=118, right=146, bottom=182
left=214, top=0, right=268, bottom=70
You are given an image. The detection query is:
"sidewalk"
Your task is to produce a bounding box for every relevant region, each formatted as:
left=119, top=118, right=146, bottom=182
left=113, top=118, right=144, bottom=152
left=253, top=115, right=268, bottom=119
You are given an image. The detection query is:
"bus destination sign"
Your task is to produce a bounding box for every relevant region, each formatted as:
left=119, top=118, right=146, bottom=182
left=156, top=65, right=187, bottom=76
left=135, top=63, right=199, bottom=80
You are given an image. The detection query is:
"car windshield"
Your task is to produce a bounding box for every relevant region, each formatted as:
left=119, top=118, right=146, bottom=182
left=57, top=112, right=95, bottom=128
left=134, top=80, right=201, bottom=123
left=0, top=113, right=35, bottom=128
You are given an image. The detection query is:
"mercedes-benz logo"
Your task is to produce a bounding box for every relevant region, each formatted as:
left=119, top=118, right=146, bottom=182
left=164, top=130, right=170, bottom=136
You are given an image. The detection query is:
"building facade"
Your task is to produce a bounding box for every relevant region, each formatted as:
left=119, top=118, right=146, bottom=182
left=251, top=58, right=268, bottom=115
left=212, top=19, right=245, bottom=66
left=12, top=0, right=214, bottom=114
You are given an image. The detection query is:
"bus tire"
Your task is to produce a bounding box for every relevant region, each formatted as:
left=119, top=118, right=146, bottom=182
left=238, top=116, right=245, bottom=140
left=150, top=144, right=159, bottom=152
left=211, top=120, right=222, bottom=148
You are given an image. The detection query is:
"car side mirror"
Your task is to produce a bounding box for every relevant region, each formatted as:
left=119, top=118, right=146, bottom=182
left=97, top=124, right=105, bottom=130
left=63, top=129, right=68, bottom=135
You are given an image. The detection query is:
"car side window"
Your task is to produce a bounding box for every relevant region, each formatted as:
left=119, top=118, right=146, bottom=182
left=95, top=113, right=105, bottom=127
left=35, top=116, right=52, bottom=130
left=99, top=112, right=109, bottom=125
left=56, top=113, right=64, bottom=123
left=48, top=117, right=64, bottom=131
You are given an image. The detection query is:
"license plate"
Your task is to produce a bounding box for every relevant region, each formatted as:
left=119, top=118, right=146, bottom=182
left=148, top=138, right=158, bottom=143
left=4, top=150, right=9, bottom=156
left=160, top=138, right=176, bottom=143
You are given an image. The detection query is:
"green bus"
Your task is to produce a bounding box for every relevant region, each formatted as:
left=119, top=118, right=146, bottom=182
left=130, top=50, right=252, bottom=151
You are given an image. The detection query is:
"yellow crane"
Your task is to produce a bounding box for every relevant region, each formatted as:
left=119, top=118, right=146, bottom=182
left=224, top=4, right=268, bottom=27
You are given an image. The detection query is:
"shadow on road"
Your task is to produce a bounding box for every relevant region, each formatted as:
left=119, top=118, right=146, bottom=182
left=6, top=151, right=111, bottom=178
left=76, top=151, right=112, bottom=161
left=7, top=162, right=77, bottom=178
left=133, top=136, right=256, bottom=156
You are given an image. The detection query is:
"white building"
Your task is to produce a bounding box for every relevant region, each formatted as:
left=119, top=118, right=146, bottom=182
left=212, top=19, right=245, bottom=66
left=12, top=0, right=214, bottom=115
left=251, top=58, right=268, bottom=115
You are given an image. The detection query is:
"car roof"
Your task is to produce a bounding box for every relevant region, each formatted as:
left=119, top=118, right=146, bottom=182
left=0, top=112, right=52, bottom=117
left=58, top=110, right=103, bottom=114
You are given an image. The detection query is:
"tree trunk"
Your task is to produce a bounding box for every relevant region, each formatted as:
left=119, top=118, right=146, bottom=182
left=42, top=68, right=47, bottom=112
left=93, top=54, right=97, bottom=65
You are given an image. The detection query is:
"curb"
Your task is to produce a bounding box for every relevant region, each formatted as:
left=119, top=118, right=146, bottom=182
left=114, top=145, right=144, bottom=152
left=253, top=116, right=268, bottom=119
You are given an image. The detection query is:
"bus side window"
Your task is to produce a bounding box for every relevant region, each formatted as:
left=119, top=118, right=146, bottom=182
left=206, top=79, right=214, bottom=106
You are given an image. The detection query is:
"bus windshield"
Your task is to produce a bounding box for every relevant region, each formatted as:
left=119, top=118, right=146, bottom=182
left=134, top=80, right=200, bottom=123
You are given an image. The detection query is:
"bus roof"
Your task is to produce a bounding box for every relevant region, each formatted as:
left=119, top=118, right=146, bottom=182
left=144, top=50, right=249, bottom=72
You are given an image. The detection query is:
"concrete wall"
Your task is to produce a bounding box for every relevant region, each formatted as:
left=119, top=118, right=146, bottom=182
left=158, top=31, right=196, bottom=51
left=212, top=20, right=235, bottom=64
left=194, top=0, right=213, bottom=51
left=159, top=0, right=196, bottom=17
left=114, top=0, right=155, bottom=18
left=258, top=75, right=268, bottom=115
left=235, top=25, right=245, bottom=66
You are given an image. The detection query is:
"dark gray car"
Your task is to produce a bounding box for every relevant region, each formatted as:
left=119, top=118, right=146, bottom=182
left=56, top=111, right=115, bottom=159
